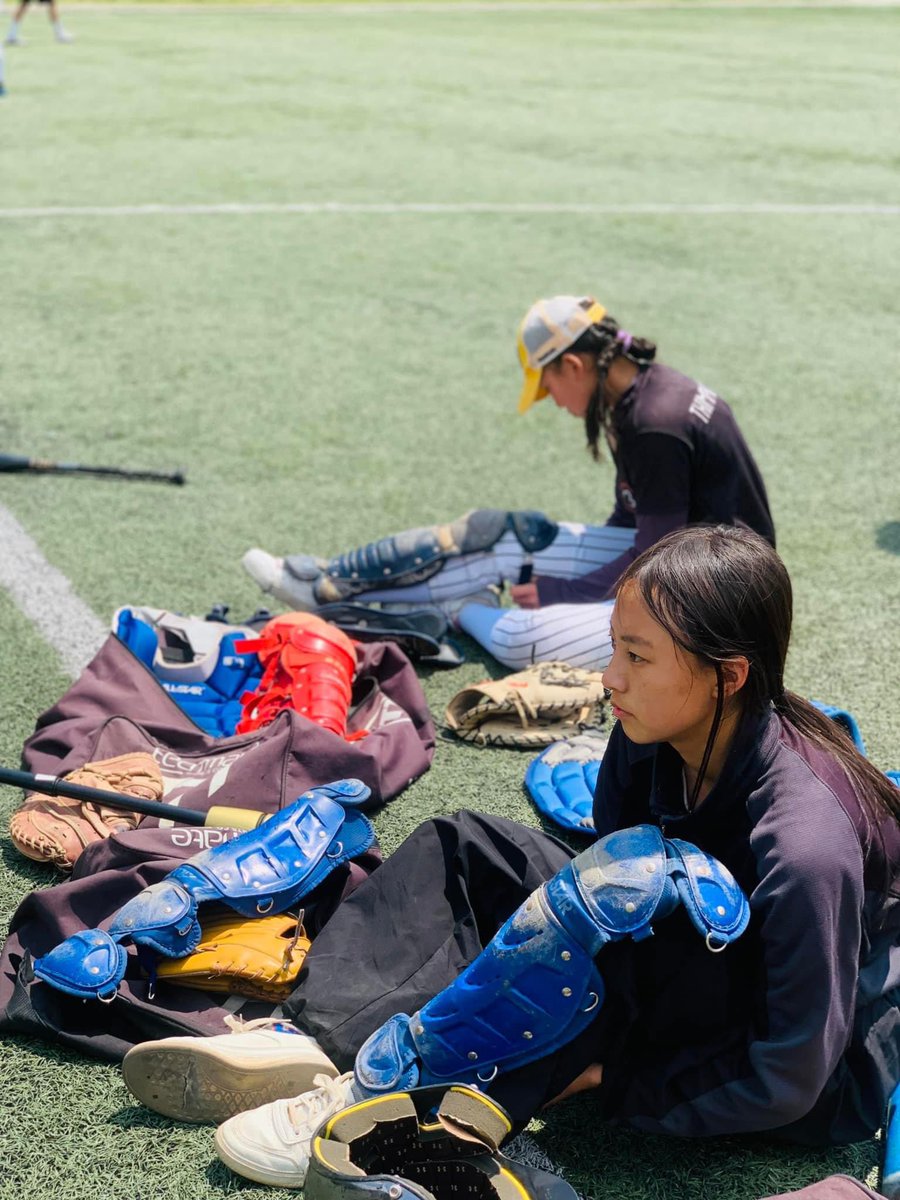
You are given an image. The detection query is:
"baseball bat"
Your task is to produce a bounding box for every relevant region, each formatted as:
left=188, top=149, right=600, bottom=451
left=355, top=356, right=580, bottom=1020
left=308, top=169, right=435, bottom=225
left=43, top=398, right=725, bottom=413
left=0, top=453, right=186, bottom=486
left=0, top=766, right=267, bottom=831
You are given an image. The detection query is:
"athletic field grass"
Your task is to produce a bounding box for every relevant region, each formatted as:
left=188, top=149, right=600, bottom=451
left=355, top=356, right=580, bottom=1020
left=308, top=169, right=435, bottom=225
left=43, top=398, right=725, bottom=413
left=1, top=4, right=899, bottom=1198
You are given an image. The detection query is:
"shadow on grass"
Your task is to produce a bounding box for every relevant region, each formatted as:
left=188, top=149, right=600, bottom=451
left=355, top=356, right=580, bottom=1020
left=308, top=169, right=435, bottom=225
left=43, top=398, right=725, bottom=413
left=110, top=1104, right=209, bottom=1132
left=417, top=628, right=511, bottom=685
left=532, top=1101, right=881, bottom=1200
left=876, top=522, right=900, bottom=556
left=0, top=835, right=59, bottom=891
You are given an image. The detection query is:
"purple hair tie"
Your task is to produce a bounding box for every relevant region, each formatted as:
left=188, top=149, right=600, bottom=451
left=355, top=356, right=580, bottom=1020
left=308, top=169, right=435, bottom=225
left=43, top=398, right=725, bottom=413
left=617, top=330, right=633, bottom=350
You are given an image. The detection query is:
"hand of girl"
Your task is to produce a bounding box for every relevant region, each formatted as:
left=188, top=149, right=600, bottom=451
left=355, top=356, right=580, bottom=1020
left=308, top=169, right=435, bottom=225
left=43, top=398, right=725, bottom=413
left=510, top=581, right=541, bottom=609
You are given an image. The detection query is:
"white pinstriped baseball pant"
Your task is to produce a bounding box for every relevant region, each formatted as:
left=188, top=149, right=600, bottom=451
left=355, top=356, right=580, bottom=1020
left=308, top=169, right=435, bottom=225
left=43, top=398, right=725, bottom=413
left=357, top=522, right=636, bottom=671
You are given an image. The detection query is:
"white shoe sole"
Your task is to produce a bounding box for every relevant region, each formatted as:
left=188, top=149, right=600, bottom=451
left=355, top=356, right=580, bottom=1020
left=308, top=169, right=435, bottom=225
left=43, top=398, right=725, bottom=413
left=122, top=1040, right=338, bottom=1124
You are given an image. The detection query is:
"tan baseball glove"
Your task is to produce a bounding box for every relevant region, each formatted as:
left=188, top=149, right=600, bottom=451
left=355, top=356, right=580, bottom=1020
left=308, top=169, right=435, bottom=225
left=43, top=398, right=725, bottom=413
left=155, top=911, right=311, bottom=1002
left=9, top=751, right=163, bottom=871
left=445, top=661, right=610, bottom=748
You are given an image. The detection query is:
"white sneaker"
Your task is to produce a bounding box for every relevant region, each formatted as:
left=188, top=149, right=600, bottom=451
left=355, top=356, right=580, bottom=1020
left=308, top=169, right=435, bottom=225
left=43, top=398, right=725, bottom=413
left=54, top=26, right=74, bottom=42
left=122, top=1016, right=338, bottom=1124
left=4, top=27, right=23, bottom=45
left=241, top=548, right=324, bottom=610
left=215, top=1070, right=356, bottom=1188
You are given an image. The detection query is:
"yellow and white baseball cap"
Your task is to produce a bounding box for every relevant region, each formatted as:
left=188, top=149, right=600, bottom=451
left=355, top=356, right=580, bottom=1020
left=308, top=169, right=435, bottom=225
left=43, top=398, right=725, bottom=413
left=516, top=295, right=607, bottom=414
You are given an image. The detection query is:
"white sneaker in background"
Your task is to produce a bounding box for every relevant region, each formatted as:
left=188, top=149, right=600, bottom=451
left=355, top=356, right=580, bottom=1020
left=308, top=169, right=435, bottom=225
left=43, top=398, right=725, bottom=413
left=241, top=547, right=324, bottom=610
left=215, top=1070, right=356, bottom=1188
left=54, top=25, right=74, bottom=42
left=122, top=1016, right=339, bottom=1124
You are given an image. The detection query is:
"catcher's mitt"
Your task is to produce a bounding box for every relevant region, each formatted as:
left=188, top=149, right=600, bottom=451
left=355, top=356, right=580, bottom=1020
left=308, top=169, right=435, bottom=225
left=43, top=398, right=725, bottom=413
left=155, top=911, right=311, bottom=1002
left=9, top=751, right=163, bottom=871
left=445, top=661, right=609, bottom=748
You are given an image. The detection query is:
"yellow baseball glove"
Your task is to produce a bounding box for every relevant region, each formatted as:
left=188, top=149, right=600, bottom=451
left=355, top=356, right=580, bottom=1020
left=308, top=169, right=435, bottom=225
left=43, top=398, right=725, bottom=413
left=155, top=911, right=311, bottom=1003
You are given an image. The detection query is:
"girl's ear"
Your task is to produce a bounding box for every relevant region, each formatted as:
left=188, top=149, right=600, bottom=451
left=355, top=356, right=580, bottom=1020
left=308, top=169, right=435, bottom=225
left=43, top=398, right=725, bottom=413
left=720, top=656, right=750, bottom=698
left=557, top=351, right=586, bottom=377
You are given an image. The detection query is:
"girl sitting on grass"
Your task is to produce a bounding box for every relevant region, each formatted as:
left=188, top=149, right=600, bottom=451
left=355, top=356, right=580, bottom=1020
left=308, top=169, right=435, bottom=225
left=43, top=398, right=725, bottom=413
left=243, top=295, right=774, bottom=671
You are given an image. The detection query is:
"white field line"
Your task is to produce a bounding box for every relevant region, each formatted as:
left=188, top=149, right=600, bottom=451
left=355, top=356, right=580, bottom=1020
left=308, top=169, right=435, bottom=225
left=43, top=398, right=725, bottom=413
left=1, top=202, right=899, bottom=218
left=68, top=1, right=900, bottom=12
left=0, top=505, right=107, bottom=679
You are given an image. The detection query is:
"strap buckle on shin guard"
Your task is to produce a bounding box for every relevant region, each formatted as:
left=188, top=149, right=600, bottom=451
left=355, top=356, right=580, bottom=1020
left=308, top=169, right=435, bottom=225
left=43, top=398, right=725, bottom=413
left=663, top=838, right=750, bottom=950
left=32, top=779, right=374, bottom=1001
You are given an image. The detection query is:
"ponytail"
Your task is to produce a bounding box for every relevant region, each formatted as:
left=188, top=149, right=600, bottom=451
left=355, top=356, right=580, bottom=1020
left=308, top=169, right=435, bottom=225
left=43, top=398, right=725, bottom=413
left=573, top=315, right=656, bottom=461
left=775, top=691, right=900, bottom=827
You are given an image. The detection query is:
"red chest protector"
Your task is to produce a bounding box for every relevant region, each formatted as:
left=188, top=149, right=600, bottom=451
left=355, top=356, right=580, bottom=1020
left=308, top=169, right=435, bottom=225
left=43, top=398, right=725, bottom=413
left=234, top=613, right=363, bottom=740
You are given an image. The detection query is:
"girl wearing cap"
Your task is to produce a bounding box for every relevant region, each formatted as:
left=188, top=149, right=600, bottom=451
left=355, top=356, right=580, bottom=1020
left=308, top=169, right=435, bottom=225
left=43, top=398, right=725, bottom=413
left=131, top=527, right=900, bottom=1183
left=243, top=296, right=774, bottom=671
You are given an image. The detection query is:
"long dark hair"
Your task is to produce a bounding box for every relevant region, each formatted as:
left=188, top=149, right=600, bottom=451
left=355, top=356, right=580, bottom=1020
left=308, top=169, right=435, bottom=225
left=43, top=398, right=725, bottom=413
left=567, top=314, right=656, bottom=460
left=617, top=525, right=900, bottom=824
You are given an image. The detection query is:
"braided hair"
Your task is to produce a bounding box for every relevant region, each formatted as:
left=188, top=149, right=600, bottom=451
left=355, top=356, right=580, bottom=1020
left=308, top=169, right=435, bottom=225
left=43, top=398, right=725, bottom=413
left=569, top=315, right=657, bottom=460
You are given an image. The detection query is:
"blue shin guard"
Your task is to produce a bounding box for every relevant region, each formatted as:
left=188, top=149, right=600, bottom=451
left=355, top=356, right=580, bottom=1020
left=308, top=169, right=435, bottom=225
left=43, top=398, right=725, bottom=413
left=33, top=779, right=374, bottom=1001
left=354, top=824, right=748, bottom=1095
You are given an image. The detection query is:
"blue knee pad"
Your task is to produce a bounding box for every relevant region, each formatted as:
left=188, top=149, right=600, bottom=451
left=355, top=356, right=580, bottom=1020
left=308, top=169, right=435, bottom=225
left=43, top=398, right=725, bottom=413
left=810, top=700, right=866, bottom=754
left=32, top=779, right=374, bottom=1001
left=524, top=736, right=606, bottom=834
left=354, top=825, right=749, bottom=1095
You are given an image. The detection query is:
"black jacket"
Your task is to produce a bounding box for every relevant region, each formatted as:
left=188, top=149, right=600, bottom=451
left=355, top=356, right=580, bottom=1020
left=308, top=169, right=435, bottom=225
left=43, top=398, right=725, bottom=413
left=538, top=362, right=775, bottom=605
left=592, top=710, right=900, bottom=1145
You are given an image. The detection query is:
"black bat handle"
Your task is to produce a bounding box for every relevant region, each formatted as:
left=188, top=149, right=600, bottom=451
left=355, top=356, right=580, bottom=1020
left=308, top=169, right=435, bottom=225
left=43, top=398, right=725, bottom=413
left=0, top=765, right=208, bottom=826
left=0, top=454, right=35, bottom=473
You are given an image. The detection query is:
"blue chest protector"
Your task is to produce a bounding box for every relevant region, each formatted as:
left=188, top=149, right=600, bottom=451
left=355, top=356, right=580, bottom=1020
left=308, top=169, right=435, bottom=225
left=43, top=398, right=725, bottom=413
left=32, top=779, right=375, bottom=1001
left=115, top=606, right=263, bottom=737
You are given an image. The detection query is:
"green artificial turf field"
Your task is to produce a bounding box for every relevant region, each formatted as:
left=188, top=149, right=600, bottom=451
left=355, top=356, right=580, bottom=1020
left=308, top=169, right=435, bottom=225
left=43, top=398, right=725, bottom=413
left=1, top=3, right=899, bottom=1198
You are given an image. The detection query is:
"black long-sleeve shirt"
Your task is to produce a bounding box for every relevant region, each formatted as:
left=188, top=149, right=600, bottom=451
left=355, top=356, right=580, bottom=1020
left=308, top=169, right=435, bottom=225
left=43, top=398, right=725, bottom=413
left=538, top=363, right=775, bottom=605
left=591, top=711, right=900, bottom=1145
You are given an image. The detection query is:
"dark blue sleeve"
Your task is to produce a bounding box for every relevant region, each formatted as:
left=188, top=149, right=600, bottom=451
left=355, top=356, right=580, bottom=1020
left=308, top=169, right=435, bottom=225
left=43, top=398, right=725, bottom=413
left=535, top=433, right=691, bottom=605
left=605, top=493, right=636, bottom=529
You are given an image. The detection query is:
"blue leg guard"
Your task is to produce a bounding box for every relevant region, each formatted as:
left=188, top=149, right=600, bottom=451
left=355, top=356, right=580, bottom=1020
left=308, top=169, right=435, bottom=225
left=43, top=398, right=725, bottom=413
left=32, top=779, right=375, bottom=1001
left=524, top=736, right=605, bottom=834
left=291, top=510, right=559, bottom=604
left=354, top=824, right=749, bottom=1095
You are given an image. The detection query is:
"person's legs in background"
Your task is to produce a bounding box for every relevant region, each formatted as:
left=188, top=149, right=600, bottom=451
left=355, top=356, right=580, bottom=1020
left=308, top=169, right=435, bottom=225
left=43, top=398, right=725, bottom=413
left=459, top=599, right=615, bottom=671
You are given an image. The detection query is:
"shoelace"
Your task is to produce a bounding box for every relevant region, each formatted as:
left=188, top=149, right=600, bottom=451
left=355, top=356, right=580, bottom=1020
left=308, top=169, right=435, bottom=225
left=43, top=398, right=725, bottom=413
left=286, top=1072, right=354, bottom=1133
